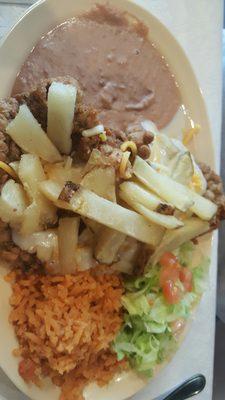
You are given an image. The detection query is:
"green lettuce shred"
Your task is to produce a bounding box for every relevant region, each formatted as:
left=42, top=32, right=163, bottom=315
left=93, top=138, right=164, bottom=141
left=113, top=245, right=210, bottom=376
left=192, top=257, right=210, bottom=294
left=176, top=241, right=194, bottom=266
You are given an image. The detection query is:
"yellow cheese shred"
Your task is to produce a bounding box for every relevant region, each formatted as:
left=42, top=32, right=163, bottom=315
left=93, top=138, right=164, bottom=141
left=120, top=141, right=137, bottom=157
left=119, top=151, right=132, bottom=179
left=182, top=124, right=200, bottom=145
left=0, top=161, right=18, bottom=181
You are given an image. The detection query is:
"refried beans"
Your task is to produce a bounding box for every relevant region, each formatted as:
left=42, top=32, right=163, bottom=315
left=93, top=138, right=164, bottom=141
left=12, top=4, right=181, bottom=131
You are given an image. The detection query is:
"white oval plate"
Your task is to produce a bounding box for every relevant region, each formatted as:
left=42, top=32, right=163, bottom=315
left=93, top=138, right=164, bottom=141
left=0, top=1, right=214, bottom=400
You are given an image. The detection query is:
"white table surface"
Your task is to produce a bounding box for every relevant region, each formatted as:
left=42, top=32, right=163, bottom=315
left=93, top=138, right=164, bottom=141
left=0, top=1, right=223, bottom=400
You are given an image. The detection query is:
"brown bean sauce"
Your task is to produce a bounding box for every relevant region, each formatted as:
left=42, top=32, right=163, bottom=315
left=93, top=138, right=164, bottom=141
left=12, top=4, right=181, bottom=132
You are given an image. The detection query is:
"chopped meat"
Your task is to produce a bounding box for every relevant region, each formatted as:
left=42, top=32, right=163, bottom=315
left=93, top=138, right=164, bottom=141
left=74, top=134, right=101, bottom=162
left=0, top=77, right=132, bottom=178
left=8, top=141, right=21, bottom=162
left=16, top=76, right=82, bottom=131
left=0, top=172, right=8, bottom=191
left=0, top=220, right=10, bottom=244
left=0, top=97, right=19, bottom=129
left=0, top=98, right=21, bottom=172
left=0, top=76, right=100, bottom=174
left=0, top=76, right=224, bottom=275
left=0, top=132, right=9, bottom=162
left=199, top=161, right=225, bottom=227
left=73, top=127, right=122, bottom=162
left=0, top=218, right=42, bottom=274
left=15, top=76, right=100, bottom=163
left=0, top=221, right=41, bottom=271
left=73, top=102, right=99, bottom=132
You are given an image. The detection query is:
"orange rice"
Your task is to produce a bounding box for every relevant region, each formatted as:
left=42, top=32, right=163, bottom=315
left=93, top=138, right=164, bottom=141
left=7, top=269, right=126, bottom=400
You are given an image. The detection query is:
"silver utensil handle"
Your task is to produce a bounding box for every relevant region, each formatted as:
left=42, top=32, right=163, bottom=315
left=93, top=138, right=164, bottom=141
left=162, top=374, right=206, bottom=400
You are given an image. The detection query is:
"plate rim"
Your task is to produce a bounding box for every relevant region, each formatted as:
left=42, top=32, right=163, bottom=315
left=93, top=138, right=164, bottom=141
left=0, top=1, right=216, bottom=400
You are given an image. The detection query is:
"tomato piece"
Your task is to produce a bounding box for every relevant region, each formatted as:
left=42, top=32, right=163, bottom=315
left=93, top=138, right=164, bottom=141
left=159, top=252, right=181, bottom=287
left=162, top=280, right=182, bottom=304
left=160, top=252, right=192, bottom=303
left=179, top=268, right=193, bottom=292
left=160, top=252, right=178, bottom=268
left=18, top=359, right=36, bottom=382
left=159, top=264, right=180, bottom=287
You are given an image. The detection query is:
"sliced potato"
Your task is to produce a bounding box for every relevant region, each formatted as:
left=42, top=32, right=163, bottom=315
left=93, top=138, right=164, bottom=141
left=150, top=217, right=209, bottom=265
left=133, top=156, right=217, bottom=220
left=1, top=179, right=28, bottom=213
left=190, top=191, right=218, bottom=221
left=133, top=156, right=193, bottom=212
left=12, top=229, right=58, bottom=262
left=0, top=179, right=28, bottom=225
left=19, top=154, right=46, bottom=200
left=39, top=180, right=70, bottom=210
left=60, top=183, right=164, bottom=246
left=44, top=162, right=84, bottom=186
left=58, top=217, right=80, bottom=274
left=94, top=227, right=126, bottom=264
left=135, top=203, right=183, bottom=229
left=40, top=180, right=62, bottom=201
left=39, top=199, right=57, bottom=227
left=19, top=154, right=57, bottom=232
left=83, top=149, right=113, bottom=174
left=75, top=245, right=96, bottom=271
left=81, top=148, right=117, bottom=202
left=20, top=202, right=41, bottom=235
left=47, top=81, right=77, bottom=154
left=40, top=180, right=164, bottom=246
left=171, top=152, right=194, bottom=185
left=120, top=191, right=183, bottom=229
left=0, top=198, right=21, bottom=226
left=119, top=181, right=171, bottom=211
left=6, top=104, right=62, bottom=162
left=81, top=166, right=116, bottom=202
left=112, top=237, right=140, bottom=274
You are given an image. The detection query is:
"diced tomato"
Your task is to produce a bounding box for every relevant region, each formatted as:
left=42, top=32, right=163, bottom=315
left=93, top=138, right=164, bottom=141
left=162, top=280, right=182, bottom=304
left=160, top=252, right=178, bottom=268
left=159, top=252, right=193, bottom=303
left=159, top=253, right=181, bottom=287
left=179, top=268, right=193, bottom=292
left=159, top=264, right=180, bottom=287
left=18, top=359, right=36, bottom=382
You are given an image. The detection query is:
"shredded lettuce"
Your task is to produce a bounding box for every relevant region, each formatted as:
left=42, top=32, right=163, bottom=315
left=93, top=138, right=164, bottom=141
left=114, top=316, right=171, bottom=376
left=121, top=293, right=151, bottom=316
left=176, top=241, right=194, bottom=266
left=125, top=264, right=160, bottom=293
left=114, top=244, right=210, bottom=376
left=192, top=257, right=210, bottom=294
left=148, top=292, right=197, bottom=324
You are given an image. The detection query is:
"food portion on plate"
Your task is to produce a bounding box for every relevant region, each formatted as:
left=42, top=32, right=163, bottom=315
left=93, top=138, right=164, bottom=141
left=0, top=76, right=224, bottom=400
left=0, top=4, right=224, bottom=400
left=12, top=4, right=180, bottom=132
